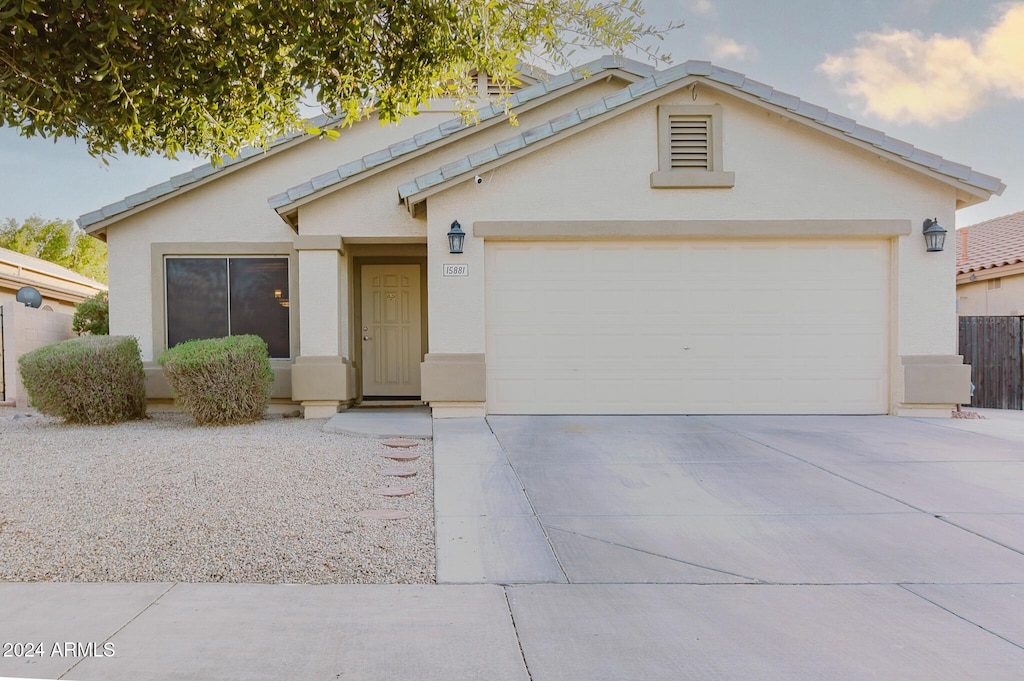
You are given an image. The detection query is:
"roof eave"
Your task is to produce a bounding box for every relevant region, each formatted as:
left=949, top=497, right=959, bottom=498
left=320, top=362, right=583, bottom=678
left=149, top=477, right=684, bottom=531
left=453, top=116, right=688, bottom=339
left=271, top=68, right=649, bottom=222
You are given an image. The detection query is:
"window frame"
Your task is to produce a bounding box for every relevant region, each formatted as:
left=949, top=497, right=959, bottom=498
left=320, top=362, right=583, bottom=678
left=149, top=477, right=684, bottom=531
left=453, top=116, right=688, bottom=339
left=650, top=104, right=736, bottom=189
left=151, top=242, right=298, bottom=360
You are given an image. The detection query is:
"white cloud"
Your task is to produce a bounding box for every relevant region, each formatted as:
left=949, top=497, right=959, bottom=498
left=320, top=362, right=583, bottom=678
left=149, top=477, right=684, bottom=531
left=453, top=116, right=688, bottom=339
left=691, top=0, right=715, bottom=16
left=820, top=3, right=1024, bottom=125
left=705, top=35, right=758, bottom=62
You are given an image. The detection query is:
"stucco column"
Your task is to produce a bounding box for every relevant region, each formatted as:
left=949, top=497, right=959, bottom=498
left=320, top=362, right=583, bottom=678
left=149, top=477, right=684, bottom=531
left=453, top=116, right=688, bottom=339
left=291, top=236, right=354, bottom=418
left=894, top=213, right=971, bottom=416
left=422, top=196, right=487, bottom=418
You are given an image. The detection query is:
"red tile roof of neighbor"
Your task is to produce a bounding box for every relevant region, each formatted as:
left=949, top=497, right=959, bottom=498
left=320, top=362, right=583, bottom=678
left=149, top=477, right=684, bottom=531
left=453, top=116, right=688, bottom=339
left=956, top=211, right=1024, bottom=274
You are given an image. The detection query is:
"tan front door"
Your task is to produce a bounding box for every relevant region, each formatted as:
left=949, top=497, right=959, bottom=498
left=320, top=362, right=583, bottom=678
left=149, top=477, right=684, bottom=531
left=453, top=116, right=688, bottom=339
left=361, top=264, right=422, bottom=398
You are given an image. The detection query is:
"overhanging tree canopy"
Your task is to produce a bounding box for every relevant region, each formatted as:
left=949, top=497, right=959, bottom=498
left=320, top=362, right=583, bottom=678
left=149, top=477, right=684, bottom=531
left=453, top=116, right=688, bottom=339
left=0, top=0, right=676, bottom=159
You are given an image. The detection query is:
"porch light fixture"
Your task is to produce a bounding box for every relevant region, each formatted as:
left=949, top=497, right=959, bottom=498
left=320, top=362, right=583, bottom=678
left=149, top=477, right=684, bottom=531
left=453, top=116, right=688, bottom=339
left=922, top=218, right=947, bottom=252
left=448, top=220, right=465, bottom=254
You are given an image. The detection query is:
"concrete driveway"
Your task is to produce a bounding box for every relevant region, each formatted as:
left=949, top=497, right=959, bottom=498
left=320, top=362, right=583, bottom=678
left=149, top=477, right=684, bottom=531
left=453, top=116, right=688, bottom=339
left=3, top=414, right=1023, bottom=681
left=435, top=414, right=1024, bottom=680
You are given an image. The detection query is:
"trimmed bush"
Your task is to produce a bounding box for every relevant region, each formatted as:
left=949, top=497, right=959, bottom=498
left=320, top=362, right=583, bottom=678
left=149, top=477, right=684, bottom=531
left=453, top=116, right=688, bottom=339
left=18, top=336, right=146, bottom=424
left=158, top=335, right=273, bottom=425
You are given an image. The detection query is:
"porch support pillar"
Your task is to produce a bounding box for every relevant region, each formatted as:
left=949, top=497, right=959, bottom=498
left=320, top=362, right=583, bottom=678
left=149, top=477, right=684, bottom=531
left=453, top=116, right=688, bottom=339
left=292, top=237, right=354, bottom=418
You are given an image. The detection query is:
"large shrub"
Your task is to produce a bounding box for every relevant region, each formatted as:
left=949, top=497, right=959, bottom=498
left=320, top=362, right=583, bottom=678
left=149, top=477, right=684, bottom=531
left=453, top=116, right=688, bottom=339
left=73, top=290, right=109, bottom=335
left=158, top=335, right=273, bottom=425
left=18, top=336, right=146, bottom=424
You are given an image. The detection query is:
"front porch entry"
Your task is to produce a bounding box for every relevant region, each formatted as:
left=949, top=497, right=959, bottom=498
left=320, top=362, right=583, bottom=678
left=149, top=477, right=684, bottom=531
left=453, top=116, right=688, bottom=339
left=359, top=264, right=423, bottom=399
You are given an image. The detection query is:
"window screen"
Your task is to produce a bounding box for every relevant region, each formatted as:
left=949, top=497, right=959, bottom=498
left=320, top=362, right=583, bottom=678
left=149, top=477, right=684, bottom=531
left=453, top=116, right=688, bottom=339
left=165, top=256, right=289, bottom=358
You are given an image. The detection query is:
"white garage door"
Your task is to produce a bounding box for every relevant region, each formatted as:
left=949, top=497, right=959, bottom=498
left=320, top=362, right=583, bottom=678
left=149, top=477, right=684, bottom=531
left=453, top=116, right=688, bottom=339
left=485, top=239, right=890, bottom=414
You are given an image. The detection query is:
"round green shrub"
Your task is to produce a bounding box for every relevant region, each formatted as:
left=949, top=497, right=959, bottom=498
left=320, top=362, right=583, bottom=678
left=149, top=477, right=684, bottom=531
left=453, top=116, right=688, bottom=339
left=18, top=336, right=146, bottom=424
left=158, top=335, right=274, bottom=425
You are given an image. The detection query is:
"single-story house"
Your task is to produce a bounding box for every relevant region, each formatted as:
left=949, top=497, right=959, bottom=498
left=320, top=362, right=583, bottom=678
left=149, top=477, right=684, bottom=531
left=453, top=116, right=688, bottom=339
left=956, top=212, right=1024, bottom=315
left=78, top=57, right=1004, bottom=418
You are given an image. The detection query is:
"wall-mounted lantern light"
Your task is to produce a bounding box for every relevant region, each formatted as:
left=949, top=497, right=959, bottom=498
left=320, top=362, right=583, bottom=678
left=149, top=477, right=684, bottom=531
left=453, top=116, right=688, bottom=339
left=448, top=220, right=465, bottom=254
left=922, top=218, right=947, bottom=253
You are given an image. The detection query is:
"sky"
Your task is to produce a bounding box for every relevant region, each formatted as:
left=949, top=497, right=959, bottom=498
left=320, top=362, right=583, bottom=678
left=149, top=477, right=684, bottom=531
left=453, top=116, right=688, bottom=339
left=1, top=0, right=1022, bottom=229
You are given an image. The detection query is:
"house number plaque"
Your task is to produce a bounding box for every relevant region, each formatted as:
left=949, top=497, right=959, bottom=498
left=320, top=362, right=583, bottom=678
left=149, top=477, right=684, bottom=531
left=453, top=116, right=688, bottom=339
left=443, top=263, right=469, bottom=277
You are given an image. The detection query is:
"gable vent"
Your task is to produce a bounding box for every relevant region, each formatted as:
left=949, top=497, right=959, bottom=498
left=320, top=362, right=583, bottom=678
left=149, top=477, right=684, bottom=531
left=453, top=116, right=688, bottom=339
left=485, top=75, right=521, bottom=96
left=668, top=115, right=710, bottom=169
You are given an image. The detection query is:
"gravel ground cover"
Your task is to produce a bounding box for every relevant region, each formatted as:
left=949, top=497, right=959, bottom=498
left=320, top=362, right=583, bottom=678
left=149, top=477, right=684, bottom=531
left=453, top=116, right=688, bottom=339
left=0, top=409, right=434, bottom=584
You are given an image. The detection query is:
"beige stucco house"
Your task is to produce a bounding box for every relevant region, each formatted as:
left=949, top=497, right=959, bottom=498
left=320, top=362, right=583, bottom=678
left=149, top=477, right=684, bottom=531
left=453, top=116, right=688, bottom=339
left=79, top=58, right=1004, bottom=418
left=956, top=212, right=1024, bottom=315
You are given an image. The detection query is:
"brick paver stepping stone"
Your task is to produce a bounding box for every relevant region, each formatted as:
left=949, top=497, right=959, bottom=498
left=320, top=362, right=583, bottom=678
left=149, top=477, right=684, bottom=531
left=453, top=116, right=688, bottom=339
left=382, top=438, right=420, bottom=449
left=381, top=467, right=417, bottom=478
left=357, top=510, right=411, bottom=520
left=370, top=486, right=415, bottom=497
left=380, top=452, right=420, bottom=461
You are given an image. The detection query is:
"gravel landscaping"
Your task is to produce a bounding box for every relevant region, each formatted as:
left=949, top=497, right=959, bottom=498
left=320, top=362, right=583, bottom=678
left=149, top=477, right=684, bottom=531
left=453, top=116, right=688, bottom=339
left=0, top=409, right=434, bottom=584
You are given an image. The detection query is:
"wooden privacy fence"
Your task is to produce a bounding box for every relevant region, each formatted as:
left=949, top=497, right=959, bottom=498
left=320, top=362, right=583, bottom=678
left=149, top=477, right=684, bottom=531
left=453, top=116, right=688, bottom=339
left=958, top=316, right=1024, bottom=410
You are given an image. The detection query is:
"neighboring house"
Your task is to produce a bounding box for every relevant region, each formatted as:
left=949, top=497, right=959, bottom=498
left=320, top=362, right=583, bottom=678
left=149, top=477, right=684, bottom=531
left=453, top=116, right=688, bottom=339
left=78, top=57, right=1004, bottom=418
left=0, top=247, right=107, bottom=404
left=0, top=246, right=106, bottom=313
left=956, top=212, right=1024, bottom=315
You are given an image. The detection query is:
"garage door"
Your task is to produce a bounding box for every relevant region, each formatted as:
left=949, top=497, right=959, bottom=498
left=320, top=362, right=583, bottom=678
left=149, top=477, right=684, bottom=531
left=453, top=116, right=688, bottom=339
left=485, top=239, right=890, bottom=414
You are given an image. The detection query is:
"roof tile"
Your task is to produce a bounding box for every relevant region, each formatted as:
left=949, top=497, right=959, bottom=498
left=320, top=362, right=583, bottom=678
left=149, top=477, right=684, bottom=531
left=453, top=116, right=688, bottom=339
left=652, top=62, right=691, bottom=87
left=908, top=148, right=943, bottom=171
left=736, top=77, right=774, bottom=100
left=494, top=135, right=527, bottom=156
left=550, top=110, right=582, bottom=133
left=822, top=112, right=857, bottom=133
left=415, top=169, right=445, bottom=191
left=767, top=90, right=800, bottom=110
left=627, top=77, right=659, bottom=98
left=793, top=101, right=829, bottom=123
left=440, top=157, right=473, bottom=179
left=684, top=60, right=713, bottom=76
left=847, top=124, right=886, bottom=146
left=336, top=159, right=366, bottom=180
left=311, top=169, right=342, bottom=190
left=362, top=148, right=394, bottom=168
left=413, top=127, right=445, bottom=146
left=287, top=182, right=315, bottom=201
left=602, top=88, right=632, bottom=109
left=522, top=122, right=555, bottom=145
left=707, top=66, right=746, bottom=87
left=468, top=145, right=501, bottom=167
left=956, top=211, right=1024, bottom=274
left=878, top=136, right=916, bottom=158
left=577, top=99, right=609, bottom=120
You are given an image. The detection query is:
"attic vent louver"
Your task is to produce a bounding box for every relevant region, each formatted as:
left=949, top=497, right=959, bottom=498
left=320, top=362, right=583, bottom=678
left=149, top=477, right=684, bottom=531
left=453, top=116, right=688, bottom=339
left=668, top=115, right=711, bottom=169
left=652, top=104, right=735, bottom=189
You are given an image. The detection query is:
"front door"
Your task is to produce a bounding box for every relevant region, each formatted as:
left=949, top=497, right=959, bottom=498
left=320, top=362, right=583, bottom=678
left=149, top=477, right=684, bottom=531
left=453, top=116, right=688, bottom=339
left=360, top=264, right=422, bottom=398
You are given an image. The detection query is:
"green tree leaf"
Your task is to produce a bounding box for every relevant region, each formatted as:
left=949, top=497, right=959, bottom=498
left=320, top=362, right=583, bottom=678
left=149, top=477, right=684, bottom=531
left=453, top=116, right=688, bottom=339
left=0, top=215, right=108, bottom=283
left=0, top=1, right=680, bottom=159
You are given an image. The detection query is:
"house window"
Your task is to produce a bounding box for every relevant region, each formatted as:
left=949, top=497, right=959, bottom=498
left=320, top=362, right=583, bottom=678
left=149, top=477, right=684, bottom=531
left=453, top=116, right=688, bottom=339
left=988, top=278, right=1002, bottom=291
left=650, top=104, right=735, bottom=188
left=165, top=256, right=290, bottom=358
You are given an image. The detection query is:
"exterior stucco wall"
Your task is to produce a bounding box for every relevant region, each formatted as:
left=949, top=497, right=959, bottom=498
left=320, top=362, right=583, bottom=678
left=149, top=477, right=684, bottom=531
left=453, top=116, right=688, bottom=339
left=957, top=273, right=1024, bottom=315
left=423, top=87, right=958, bottom=364
left=105, top=112, right=453, bottom=361
left=1, top=304, right=75, bottom=405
